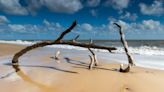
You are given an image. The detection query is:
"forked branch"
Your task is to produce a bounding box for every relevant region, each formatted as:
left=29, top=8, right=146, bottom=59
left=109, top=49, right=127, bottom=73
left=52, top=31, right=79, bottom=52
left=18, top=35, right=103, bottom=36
left=12, top=21, right=116, bottom=65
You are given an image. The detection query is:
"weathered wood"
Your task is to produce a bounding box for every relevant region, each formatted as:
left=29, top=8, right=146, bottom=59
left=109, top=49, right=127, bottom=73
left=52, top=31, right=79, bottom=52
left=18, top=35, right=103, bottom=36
left=114, top=23, right=134, bottom=72
left=12, top=21, right=117, bottom=65
left=55, top=21, right=77, bottom=42
left=88, top=55, right=94, bottom=70
left=88, top=48, right=98, bottom=66
left=54, top=50, right=61, bottom=63
left=119, top=64, right=131, bottom=73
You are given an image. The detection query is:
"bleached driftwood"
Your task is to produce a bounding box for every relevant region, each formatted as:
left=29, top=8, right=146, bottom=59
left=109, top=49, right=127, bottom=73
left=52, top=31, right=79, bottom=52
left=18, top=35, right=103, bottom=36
left=114, top=23, right=134, bottom=73
left=88, top=55, right=94, bottom=70
left=54, top=50, right=61, bottom=63
left=12, top=21, right=116, bottom=67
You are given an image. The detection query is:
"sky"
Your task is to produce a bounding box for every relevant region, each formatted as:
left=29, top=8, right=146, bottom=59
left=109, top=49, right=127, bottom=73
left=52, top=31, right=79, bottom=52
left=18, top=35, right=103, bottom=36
left=0, top=0, right=163, bottom=40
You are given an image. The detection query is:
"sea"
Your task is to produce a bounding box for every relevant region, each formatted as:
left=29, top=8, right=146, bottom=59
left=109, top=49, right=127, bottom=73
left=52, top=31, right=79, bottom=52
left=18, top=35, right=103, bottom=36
left=0, top=40, right=164, bottom=56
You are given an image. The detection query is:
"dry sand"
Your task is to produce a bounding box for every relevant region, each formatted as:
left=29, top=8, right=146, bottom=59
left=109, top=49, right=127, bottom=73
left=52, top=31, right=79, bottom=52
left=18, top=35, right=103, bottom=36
left=0, top=43, right=164, bottom=92
left=0, top=44, right=25, bottom=56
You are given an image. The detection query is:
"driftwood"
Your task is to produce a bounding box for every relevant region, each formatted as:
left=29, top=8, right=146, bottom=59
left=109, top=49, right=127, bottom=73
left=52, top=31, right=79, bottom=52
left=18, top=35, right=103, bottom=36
left=119, top=64, right=131, bottom=73
left=88, top=55, right=94, bottom=70
left=87, top=39, right=99, bottom=69
left=12, top=21, right=117, bottom=66
left=114, top=23, right=134, bottom=73
left=54, top=50, right=61, bottom=63
left=88, top=48, right=98, bottom=64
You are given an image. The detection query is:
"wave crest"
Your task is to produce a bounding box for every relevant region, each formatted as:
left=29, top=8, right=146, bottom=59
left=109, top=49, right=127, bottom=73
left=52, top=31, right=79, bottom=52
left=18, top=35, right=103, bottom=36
left=0, top=40, right=164, bottom=56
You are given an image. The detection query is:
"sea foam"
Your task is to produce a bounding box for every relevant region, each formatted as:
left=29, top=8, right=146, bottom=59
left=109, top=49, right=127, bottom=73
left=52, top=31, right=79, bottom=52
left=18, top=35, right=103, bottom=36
left=0, top=40, right=164, bottom=56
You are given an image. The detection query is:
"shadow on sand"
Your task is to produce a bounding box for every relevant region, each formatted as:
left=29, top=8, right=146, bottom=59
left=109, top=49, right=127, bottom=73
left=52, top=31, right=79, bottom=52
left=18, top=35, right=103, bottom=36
left=64, top=57, right=118, bottom=72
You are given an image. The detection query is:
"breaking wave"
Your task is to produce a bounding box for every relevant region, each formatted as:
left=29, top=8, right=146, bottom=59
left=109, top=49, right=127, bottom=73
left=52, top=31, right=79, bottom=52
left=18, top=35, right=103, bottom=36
left=0, top=40, right=164, bottom=56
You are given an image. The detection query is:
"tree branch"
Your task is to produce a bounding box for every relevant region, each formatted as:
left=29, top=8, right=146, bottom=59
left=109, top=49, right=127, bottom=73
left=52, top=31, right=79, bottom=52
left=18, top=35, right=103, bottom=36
left=88, top=55, right=94, bottom=70
left=12, top=21, right=116, bottom=65
left=114, top=23, right=134, bottom=73
left=88, top=48, right=98, bottom=66
left=55, top=21, right=77, bottom=42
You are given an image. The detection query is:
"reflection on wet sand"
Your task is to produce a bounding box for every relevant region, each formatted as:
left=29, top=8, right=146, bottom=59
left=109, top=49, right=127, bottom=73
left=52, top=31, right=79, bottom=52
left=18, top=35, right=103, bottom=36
left=12, top=64, right=56, bottom=92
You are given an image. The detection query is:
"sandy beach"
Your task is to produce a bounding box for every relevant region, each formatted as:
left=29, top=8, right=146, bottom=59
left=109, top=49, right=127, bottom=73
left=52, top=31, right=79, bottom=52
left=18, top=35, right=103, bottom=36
left=1, top=43, right=164, bottom=92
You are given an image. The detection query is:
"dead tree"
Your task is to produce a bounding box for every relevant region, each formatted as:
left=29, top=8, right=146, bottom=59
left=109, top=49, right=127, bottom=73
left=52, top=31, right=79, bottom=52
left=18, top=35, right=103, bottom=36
left=114, top=23, right=134, bottom=73
left=12, top=21, right=116, bottom=66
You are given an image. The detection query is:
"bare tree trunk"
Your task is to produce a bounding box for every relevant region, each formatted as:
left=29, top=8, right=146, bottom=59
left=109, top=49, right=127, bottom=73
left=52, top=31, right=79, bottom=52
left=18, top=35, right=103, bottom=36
left=114, top=23, right=134, bottom=73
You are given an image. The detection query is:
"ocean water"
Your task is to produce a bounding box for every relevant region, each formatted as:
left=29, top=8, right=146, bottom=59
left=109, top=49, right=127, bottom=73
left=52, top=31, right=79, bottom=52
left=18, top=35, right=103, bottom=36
left=0, top=40, right=164, bottom=70
left=0, top=40, right=164, bottom=56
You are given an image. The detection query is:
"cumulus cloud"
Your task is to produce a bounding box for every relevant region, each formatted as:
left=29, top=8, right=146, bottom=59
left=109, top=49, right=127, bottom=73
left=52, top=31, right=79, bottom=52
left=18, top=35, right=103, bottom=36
left=43, top=0, right=83, bottom=14
left=0, top=15, right=9, bottom=24
left=43, top=19, right=62, bottom=31
left=0, top=19, right=64, bottom=35
left=43, top=19, right=51, bottom=26
left=105, top=0, right=130, bottom=10
left=26, top=0, right=43, bottom=15
left=0, top=0, right=28, bottom=15
left=0, top=16, right=163, bottom=40
left=27, top=0, right=83, bottom=14
left=119, top=12, right=138, bottom=21
left=8, top=24, right=26, bottom=32
left=108, top=19, right=164, bottom=33
left=0, top=0, right=83, bottom=15
left=90, top=9, right=98, bottom=17
left=139, top=1, right=164, bottom=16
left=80, top=23, right=93, bottom=31
left=141, top=19, right=162, bottom=31
left=87, top=0, right=101, bottom=7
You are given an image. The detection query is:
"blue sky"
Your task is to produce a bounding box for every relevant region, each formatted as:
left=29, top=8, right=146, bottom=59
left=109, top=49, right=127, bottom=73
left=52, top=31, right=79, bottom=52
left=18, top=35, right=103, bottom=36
left=0, top=0, right=163, bottom=40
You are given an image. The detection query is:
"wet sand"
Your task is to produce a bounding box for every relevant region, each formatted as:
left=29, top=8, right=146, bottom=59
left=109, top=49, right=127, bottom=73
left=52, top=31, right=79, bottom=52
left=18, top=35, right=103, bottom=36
left=1, top=44, right=164, bottom=92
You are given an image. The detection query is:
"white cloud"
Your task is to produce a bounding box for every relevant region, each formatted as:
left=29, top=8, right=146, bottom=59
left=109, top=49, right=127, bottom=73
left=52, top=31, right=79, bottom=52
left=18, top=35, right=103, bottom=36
left=139, top=1, right=164, bottom=16
left=0, top=18, right=163, bottom=40
left=0, top=15, right=9, bottom=24
left=44, top=0, right=83, bottom=14
left=8, top=24, right=46, bottom=35
left=80, top=23, right=93, bottom=31
left=0, top=0, right=28, bottom=15
left=120, top=12, right=138, bottom=21
left=108, top=19, right=164, bottom=33
left=43, top=19, right=51, bottom=26
left=27, top=0, right=83, bottom=14
left=27, top=0, right=43, bottom=15
left=8, top=24, right=26, bottom=32
left=105, top=0, right=130, bottom=10
left=87, top=0, right=101, bottom=7
left=0, top=0, right=83, bottom=15
left=90, top=9, right=98, bottom=17
left=141, top=19, right=162, bottom=31
left=43, top=19, right=63, bottom=32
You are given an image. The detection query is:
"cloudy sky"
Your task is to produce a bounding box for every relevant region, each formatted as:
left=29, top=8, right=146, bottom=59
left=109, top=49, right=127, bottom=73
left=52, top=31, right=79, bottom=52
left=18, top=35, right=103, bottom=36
left=0, top=0, right=163, bottom=40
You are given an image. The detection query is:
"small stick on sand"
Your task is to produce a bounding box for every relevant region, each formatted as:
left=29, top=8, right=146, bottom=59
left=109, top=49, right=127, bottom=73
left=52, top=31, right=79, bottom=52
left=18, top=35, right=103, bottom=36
left=89, top=55, right=94, bottom=70
left=55, top=50, right=61, bottom=63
